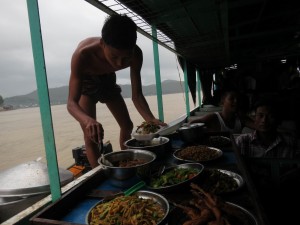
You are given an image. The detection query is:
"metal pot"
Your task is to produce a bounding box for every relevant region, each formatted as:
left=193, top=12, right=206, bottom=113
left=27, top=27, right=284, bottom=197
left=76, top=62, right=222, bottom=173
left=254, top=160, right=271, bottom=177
left=98, top=149, right=156, bottom=181
left=124, top=137, right=171, bottom=159
left=178, top=123, right=205, bottom=144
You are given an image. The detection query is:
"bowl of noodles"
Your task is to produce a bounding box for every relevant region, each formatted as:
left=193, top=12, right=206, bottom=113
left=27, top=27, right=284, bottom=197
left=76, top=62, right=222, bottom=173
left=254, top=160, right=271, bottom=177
left=86, top=190, right=169, bottom=225
left=98, top=149, right=156, bottom=180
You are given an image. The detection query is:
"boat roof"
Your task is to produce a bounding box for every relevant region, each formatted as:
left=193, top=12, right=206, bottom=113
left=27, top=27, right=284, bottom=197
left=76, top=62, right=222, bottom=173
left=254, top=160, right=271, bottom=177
left=86, top=0, right=300, bottom=69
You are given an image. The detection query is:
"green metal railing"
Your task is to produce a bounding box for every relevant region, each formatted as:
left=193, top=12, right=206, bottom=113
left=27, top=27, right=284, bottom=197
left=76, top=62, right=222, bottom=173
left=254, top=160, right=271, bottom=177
left=26, top=0, right=61, bottom=201
left=151, top=25, right=164, bottom=122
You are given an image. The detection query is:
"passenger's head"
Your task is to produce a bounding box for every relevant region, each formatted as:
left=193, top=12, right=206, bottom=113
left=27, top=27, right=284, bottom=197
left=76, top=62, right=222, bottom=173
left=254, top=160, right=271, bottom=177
left=253, top=98, right=280, bottom=132
left=102, top=14, right=137, bottom=49
left=220, top=89, right=240, bottom=113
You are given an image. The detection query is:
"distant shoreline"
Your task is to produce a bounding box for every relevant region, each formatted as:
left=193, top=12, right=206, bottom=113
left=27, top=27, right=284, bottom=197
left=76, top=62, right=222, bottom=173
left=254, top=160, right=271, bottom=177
left=2, top=80, right=185, bottom=109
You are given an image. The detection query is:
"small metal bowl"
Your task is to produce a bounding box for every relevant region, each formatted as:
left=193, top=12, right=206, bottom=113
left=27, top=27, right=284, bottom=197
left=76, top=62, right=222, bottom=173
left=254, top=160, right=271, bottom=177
left=98, top=149, right=156, bottom=180
left=124, top=137, right=171, bottom=159
left=86, top=190, right=169, bottom=225
left=144, top=163, right=204, bottom=193
left=178, top=123, right=205, bottom=143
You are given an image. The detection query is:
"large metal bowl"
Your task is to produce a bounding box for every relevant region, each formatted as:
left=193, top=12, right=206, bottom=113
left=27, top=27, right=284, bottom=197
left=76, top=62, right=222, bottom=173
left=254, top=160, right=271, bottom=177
left=86, top=190, right=170, bottom=225
left=144, top=163, right=204, bottom=193
left=124, top=137, right=171, bottom=159
left=98, top=149, right=156, bottom=180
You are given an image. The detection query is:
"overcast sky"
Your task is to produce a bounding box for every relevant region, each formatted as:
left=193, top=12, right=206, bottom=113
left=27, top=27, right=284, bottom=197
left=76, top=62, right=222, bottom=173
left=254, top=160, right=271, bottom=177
left=0, top=0, right=182, bottom=98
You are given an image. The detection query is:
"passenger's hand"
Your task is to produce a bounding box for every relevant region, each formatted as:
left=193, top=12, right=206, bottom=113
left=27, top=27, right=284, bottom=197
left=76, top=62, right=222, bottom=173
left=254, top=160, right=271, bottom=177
left=84, top=118, right=104, bottom=144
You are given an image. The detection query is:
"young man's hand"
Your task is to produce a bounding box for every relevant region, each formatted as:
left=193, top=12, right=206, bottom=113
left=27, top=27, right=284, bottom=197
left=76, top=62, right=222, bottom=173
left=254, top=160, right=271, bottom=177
left=84, top=118, right=104, bottom=143
left=149, top=118, right=167, bottom=127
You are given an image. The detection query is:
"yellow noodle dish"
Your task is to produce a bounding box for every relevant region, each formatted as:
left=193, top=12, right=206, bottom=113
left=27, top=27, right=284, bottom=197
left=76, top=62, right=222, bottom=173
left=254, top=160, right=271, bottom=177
left=88, top=193, right=167, bottom=225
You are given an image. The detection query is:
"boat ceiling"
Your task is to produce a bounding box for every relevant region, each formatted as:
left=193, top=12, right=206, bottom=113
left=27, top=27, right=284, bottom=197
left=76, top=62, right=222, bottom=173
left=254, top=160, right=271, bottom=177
left=85, top=0, right=300, bottom=70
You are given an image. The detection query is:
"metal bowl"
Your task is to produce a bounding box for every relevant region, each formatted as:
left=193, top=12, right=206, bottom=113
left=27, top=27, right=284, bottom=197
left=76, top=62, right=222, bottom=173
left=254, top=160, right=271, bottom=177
left=178, top=123, right=205, bottom=143
left=86, top=190, right=169, bottom=225
left=198, top=168, right=244, bottom=194
left=144, top=163, right=204, bottom=193
left=124, top=137, right=171, bottom=159
left=98, top=149, right=156, bottom=180
left=173, top=145, right=223, bottom=163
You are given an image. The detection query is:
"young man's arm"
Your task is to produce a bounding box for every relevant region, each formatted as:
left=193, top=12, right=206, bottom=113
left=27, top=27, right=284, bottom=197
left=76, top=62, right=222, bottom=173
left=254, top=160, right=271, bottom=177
left=130, top=46, right=166, bottom=126
left=67, top=50, right=103, bottom=143
left=189, top=113, right=219, bottom=132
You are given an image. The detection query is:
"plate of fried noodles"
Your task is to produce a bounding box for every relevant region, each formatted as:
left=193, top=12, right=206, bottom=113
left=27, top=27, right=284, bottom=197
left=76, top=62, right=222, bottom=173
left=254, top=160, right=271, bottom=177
left=86, top=190, right=169, bottom=225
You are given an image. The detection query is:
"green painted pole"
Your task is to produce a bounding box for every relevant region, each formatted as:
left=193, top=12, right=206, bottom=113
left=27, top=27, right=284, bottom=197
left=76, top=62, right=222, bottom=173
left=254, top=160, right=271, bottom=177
left=196, top=69, right=202, bottom=107
left=151, top=25, right=164, bottom=122
left=183, top=60, right=190, bottom=117
left=26, top=0, right=61, bottom=201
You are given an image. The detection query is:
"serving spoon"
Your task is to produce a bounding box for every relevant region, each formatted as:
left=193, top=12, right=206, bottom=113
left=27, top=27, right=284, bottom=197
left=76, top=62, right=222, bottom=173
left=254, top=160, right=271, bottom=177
left=87, top=181, right=146, bottom=200
left=98, top=141, right=113, bottom=167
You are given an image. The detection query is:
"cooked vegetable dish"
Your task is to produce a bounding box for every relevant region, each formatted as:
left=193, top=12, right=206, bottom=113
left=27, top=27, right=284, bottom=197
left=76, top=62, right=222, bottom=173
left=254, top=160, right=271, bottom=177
left=150, top=168, right=199, bottom=188
left=89, top=195, right=165, bottom=225
left=199, top=169, right=239, bottom=194
left=176, top=145, right=221, bottom=162
left=209, top=136, right=231, bottom=147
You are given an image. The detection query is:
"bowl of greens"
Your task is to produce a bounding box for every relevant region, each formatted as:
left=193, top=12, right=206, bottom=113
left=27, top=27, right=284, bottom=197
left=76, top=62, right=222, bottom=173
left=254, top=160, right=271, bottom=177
left=144, top=163, right=204, bottom=193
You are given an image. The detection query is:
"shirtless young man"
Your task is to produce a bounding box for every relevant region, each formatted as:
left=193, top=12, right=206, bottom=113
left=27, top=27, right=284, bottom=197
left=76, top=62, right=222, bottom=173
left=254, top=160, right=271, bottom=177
left=67, top=14, right=166, bottom=168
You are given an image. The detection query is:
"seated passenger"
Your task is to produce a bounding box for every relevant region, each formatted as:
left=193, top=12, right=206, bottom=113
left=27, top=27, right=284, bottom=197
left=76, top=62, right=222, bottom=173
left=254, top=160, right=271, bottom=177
left=235, top=98, right=299, bottom=224
left=189, top=89, right=252, bottom=134
left=235, top=98, right=298, bottom=158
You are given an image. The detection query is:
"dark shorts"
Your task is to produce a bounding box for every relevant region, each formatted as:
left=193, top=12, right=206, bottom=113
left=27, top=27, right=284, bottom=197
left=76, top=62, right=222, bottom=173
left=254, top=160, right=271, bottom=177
left=81, top=73, right=122, bottom=103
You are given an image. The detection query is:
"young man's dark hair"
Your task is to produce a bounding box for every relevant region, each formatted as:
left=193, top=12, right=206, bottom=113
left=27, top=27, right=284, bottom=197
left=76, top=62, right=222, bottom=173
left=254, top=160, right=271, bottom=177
left=101, top=14, right=137, bottom=49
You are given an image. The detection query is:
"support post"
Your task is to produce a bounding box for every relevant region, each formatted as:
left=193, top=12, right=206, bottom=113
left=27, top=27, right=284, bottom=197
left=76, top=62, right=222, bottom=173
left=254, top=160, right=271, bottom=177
left=196, top=69, right=202, bottom=107
left=183, top=59, right=190, bottom=117
left=151, top=25, right=164, bottom=121
left=26, top=0, right=61, bottom=201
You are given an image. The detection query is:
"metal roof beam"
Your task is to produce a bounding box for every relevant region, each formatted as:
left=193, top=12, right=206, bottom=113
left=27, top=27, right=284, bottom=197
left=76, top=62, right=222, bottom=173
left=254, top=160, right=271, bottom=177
left=84, top=0, right=181, bottom=56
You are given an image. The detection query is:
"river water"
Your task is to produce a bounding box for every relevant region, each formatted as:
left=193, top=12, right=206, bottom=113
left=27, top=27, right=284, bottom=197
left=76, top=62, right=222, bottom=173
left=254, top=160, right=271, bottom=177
left=0, top=92, right=195, bottom=171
